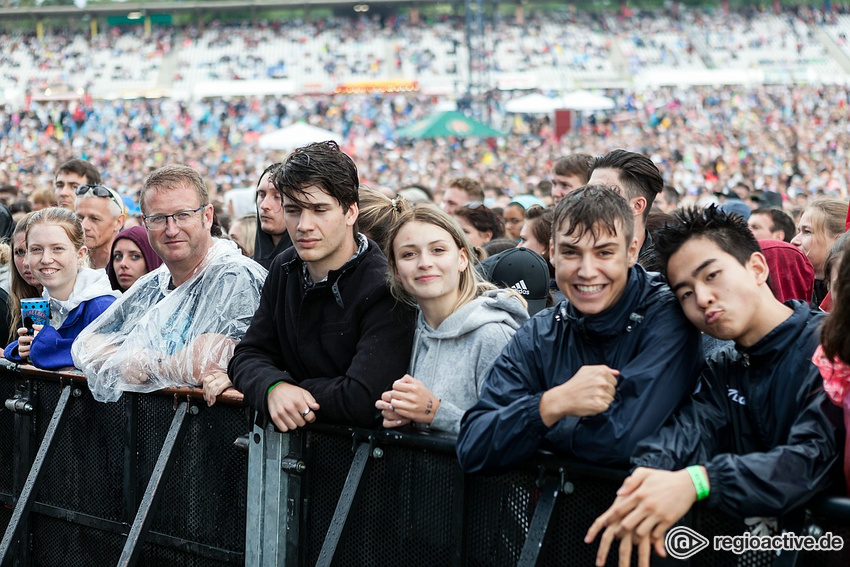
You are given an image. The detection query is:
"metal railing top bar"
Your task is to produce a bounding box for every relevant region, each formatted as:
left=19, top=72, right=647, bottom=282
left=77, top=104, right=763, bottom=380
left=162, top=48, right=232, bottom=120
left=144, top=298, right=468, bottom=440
left=2, top=363, right=246, bottom=406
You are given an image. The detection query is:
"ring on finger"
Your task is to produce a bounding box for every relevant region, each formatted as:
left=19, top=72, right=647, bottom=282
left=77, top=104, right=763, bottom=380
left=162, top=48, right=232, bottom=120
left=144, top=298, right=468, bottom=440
left=301, top=408, right=312, bottom=417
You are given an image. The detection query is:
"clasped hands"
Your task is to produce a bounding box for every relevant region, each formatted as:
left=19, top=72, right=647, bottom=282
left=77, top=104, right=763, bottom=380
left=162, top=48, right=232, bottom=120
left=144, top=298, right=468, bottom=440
left=375, top=374, right=440, bottom=428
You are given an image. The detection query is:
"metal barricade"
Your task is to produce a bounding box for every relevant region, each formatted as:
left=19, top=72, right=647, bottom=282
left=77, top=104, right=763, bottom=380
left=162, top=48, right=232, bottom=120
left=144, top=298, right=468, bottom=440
left=0, top=363, right=250, bottom=567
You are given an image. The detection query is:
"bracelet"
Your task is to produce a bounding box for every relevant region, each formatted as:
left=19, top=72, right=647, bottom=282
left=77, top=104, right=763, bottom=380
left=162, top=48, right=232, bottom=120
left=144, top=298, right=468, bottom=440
left=686, top=465, right=710, bottom=501
left=267, top=381, right=283, bottom=395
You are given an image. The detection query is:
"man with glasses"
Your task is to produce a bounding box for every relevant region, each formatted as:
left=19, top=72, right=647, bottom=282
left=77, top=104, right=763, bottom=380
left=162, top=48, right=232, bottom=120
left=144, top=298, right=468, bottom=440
left=54, top=158, right=101, bottom=210
left=74, top=184, right=126, bottom=269
left=72, top=165, right=267, bottom=406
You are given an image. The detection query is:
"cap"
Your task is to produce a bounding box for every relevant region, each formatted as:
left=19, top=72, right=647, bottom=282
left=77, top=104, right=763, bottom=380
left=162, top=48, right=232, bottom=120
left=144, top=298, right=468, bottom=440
left=478, top=247, right=550, bottom=316
left=719, top=199, right=751, bottom=220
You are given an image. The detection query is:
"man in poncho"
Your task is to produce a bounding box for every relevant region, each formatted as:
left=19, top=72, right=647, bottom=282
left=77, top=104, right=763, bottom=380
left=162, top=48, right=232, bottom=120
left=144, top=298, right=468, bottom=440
left=72, top=165, right=267, bottom=404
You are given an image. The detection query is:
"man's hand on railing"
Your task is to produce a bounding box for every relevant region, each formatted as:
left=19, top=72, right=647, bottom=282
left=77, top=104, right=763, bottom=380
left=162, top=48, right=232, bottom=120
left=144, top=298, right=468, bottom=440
left=267, top=381, right=320, bottom=432
left=585, top=467, right=699, bottom=567
left=202, top=371, right=232, bottom=407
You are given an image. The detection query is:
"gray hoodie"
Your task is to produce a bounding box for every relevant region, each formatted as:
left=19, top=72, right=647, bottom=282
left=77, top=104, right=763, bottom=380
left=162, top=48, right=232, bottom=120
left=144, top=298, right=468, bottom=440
left=410, top=289, right=528, bottom=434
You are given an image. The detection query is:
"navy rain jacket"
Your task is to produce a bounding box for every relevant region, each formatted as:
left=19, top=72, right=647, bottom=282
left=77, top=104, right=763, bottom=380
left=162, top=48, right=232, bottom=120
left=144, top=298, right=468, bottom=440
left=457, top=264, right=702, bottom=474
left=632, top=301, right=844, bottom=517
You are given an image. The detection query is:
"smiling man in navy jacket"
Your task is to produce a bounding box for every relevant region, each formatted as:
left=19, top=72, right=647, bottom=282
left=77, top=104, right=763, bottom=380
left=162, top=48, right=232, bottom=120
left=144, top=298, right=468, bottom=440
left=456, top=185, right=702, bottom=473
left=229, top=141, right=415, bottom=431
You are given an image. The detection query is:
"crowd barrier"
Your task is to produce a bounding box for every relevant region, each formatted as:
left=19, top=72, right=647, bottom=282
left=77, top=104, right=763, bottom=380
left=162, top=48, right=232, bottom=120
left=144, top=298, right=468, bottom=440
left=2, top=363, right=850, bottom=566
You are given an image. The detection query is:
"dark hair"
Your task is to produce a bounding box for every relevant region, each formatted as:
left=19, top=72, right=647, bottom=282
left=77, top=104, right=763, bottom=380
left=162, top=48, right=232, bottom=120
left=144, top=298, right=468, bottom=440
left=56, top=158, right=101, bottom=185
left=821, top=243, right=850, bottom=364
left=273, top=141, right=359, bottom=212
left=537, top=179, right=553, bottom=196
left=482, top=238, right=517, bottom=256
left=552, top=185, right=634, bottom=246
left=454, top=203, right=505, bottom=240
left=660, top=184, right=680, bottom=208
left=654, top=205, right=761, bottom=278
left=258, top=162, right=283, bottom=190
left=553, top=154, right=593, bottom=182
left=9, top=200, right=32, bottom=215
left=750, top=207, right=796, bottom=243
left=525, top=207, right=553, bottom=250
left=447, top=177, right=485, bottom=202
left=590, top=149, right=663, bottom=221
left=825, top=232, right=850, bottom=290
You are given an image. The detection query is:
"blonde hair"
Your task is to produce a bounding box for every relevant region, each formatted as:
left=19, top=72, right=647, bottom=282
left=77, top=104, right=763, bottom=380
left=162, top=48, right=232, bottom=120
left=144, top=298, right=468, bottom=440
left=358, top=188, right=410, bottom=251
left=230, top=213, right=258, bottom=256
left=384, top=205, right=497, bottom=311
left=26, top=207, right=89, bottom=268
left=9, top=212, right=41, bottom=339
left=805, top=198, right=849, bottom=241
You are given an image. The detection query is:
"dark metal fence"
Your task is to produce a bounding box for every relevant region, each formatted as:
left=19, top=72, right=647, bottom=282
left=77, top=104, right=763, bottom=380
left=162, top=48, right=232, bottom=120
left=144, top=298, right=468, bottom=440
left=0, top=363, right=250, bottom=567
left=2, top=363, right=850, bottom=567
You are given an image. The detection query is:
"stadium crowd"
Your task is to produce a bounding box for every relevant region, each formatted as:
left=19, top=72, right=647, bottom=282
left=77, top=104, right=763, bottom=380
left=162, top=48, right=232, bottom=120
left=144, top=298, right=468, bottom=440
left=0, top=7, right=849, bottom=565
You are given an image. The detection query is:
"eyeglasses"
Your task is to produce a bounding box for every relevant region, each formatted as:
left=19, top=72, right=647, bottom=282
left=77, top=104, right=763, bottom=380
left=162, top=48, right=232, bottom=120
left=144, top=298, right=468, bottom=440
left=142, top=205, right=207, bottom=230
left=76, top=184, right=124, bottom=213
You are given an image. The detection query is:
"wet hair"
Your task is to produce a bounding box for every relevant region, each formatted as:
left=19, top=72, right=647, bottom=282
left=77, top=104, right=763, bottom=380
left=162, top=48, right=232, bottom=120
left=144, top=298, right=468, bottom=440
left=590, top=150, right=663, bottom=221
left=447, top=177, right=485, bottom=202
left=802, top=198, right=849, bottom=242
left=654, top=205, right=761, bottom=278
left=454, top=204, right=505, bottom=241
left=821, top=243, right=850, bottom=364
left=55, top=158, right=101, bottom=185
left=141, top=164, right=209, bottom=213
left=258, top=163, right=283, bottom=190
left=384, top=205, right=496, bottom=310
left=9, top=212, right=41, bottom=339
left=552, top=153, right=593, bottom=182
left=825, top=232, right=850, bottom=290
left=358, top=188, right=410, bottom=251
left=273, top=141, right=359, bottom=213
left=751, top=207, right=796, bottom=243
left=552, top=185, right=634, bottom=247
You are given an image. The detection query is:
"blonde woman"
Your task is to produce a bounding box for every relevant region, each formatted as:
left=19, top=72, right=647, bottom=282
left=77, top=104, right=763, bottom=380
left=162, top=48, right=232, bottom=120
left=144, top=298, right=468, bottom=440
left=791, top=198, right=849, bottom=306
left=4, top=208, right=119, bottom=369
left=376, top=206, right=528, bottom=434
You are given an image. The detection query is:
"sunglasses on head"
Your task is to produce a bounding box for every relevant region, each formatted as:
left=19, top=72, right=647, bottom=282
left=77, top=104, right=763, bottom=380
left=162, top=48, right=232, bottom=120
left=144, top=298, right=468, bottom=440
left=76, top=184, right=124, bottom=212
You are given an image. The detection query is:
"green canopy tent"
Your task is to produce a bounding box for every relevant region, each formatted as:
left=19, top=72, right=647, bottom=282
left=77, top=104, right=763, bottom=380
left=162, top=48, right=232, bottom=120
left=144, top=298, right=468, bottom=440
left=395, top=111, right=506, bottom=139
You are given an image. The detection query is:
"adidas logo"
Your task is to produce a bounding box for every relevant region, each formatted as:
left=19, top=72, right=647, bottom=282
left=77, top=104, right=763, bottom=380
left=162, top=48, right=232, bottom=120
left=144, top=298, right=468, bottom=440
left=511, top=280, right=530, bottom=296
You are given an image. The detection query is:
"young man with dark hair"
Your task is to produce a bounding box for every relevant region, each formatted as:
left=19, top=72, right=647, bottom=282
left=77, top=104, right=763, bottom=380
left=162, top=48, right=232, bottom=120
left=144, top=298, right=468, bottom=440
left=441, top=176, right=484, bottom=214
left=588, top=150, right=664, bottom=270
left=54, top=158, right=101, bottom=210
left=748, top=207, right=796, bottom=243
left=586, top=205, right=843, bottom=567
left=229, top=141, right=416, bottom=431
left=456, top=185, right=701, bottom=474
left=551, top=153, right=593, bottom=205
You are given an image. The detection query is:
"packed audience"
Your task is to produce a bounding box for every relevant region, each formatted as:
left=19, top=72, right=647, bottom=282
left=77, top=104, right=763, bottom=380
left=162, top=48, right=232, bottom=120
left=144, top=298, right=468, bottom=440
left=1, top=7, right=850, bottom=565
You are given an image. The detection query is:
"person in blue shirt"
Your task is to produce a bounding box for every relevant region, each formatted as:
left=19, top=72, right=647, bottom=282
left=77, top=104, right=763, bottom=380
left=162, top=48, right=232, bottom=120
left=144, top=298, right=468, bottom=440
left=4, top=207, right=119, bottom=369
left=456, top=185, right=702, bottom=473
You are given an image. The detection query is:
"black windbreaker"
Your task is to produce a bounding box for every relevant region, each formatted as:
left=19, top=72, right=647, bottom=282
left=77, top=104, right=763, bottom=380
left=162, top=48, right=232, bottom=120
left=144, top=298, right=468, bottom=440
left=632, top=301, right=844, bottom=517
left=457, top=265, right=703, bottom=474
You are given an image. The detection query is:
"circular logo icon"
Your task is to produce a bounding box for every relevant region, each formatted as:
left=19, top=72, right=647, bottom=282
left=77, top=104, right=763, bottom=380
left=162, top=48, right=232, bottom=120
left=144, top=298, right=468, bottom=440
left=447, top=119, right=471, bottom=134
left=665, top=526, right=710, bottom=560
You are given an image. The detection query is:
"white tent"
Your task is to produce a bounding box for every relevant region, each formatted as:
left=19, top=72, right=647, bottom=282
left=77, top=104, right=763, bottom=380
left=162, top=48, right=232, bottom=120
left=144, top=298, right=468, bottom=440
left=556, top=91, right=615, bottom=111
left=258, top=122, right=342, bottom=151
left=504, top=93, right=559, bottom=114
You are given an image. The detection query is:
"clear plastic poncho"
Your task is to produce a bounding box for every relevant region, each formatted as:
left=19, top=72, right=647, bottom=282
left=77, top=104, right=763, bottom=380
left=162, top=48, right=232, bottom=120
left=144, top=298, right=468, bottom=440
left=72, top=238, right=268, bottom=402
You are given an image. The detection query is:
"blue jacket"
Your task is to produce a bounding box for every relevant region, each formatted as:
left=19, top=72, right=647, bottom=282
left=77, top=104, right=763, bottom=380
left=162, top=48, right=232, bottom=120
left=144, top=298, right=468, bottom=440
left=5, top=295, right=116, bottom=370
left=456, top=264, right=702, bottom=474
left=632, top=302, right=843, bottom=517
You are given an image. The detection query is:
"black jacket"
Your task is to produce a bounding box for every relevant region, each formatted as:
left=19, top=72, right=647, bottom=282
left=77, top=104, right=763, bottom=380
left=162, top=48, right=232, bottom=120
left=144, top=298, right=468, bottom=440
left=229, top=238, right=416, bottom=428
left=632, top=301, right=843, bottom=517
left=456, top=264, right=702, bottom=474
